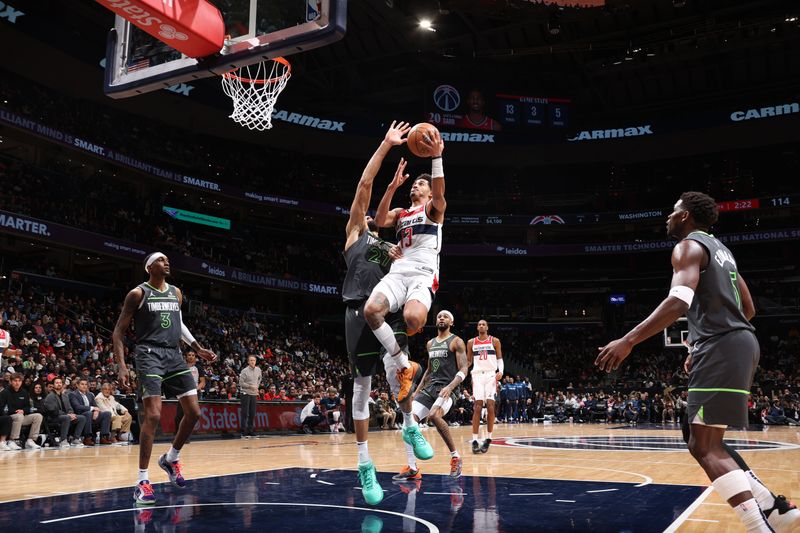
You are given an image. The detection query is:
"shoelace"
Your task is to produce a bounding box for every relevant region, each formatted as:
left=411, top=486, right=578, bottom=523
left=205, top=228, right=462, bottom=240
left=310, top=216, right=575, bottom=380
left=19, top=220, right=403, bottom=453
left=359, top=467, right=374, bottom=490
left=172, top=462, right=183, bottom=478
left=450, top=457, right=460, bottom=471
left=139, top=483, right=154, bottom=497
left=408, top=427, right=426, bottom=448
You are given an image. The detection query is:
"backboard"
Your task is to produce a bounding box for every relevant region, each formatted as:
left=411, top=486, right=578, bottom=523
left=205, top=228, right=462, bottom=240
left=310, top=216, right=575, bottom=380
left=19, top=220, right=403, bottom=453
left=663, top=317, right=689, bottom=348
left=104, top=0, right=346, bottom=98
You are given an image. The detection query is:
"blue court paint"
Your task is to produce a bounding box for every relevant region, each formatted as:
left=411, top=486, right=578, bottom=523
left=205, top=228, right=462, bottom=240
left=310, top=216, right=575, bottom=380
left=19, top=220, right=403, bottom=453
left=492, top=435, right=798, bottom=452
left=0, top=468, right=705, bottom=532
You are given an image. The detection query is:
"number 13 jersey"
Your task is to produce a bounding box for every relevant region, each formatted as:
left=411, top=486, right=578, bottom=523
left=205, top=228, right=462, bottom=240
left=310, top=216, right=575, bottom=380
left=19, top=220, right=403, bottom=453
left=394, top=202, right=442, bottom=273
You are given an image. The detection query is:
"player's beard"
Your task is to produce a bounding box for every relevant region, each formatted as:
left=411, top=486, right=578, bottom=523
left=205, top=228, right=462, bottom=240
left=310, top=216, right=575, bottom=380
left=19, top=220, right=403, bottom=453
left=437, top=323, right=448, bottom=332
left=367, top=219, right=378, bottom=233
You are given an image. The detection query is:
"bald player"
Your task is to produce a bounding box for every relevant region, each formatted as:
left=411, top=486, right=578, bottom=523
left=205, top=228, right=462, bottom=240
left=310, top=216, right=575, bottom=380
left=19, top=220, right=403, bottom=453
left=468, top=319, right=503, bottom=454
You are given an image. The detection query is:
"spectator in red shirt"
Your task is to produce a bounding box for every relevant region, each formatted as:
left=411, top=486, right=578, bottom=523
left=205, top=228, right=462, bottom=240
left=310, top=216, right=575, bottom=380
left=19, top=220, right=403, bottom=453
left=39, top=339, right=55, bottom=357
left=262, top=385, right=278, bottom=401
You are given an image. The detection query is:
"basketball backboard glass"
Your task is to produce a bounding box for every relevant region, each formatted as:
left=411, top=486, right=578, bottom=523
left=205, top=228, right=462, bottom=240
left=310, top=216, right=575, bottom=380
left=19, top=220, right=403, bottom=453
left=663, top=317, right=689, bottom=348
left=104, top=0, right=346, bottom=98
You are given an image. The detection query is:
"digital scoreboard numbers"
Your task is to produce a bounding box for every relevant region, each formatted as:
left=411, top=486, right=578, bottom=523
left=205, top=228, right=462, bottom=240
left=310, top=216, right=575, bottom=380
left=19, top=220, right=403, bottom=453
left=549, top=103, right=568, bottom=127
left=429, top=85, right=570, bottom=132
left=499, top=100, right=521, bottom=126
left=523, top=102, right=545, bottom=126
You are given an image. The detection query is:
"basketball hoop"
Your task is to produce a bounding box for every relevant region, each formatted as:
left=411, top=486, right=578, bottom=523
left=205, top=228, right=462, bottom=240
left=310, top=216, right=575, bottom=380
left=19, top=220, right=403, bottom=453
left=221, top=57, right=291, bottom=131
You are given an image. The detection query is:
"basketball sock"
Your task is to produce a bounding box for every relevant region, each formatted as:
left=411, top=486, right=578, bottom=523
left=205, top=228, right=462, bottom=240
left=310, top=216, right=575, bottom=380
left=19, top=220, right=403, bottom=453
left=138, top=469, right=149, bottom=483
left=746, top=470, right=776, bottom=511
left=357, top=441, right=370, bottom=464
left=403, top=411, right=417, bottom=428
left=450, top=450, right=460, bottom=459
left=487, top=432, right=493, bottom=440
left=166, top=446, right=180, bottom=462
left=330, top=424, right=336, bottom=432
left=734, top=498, right=773, bottom=532
left=405, top=442, right=417, bottom=470
left=472, top=434, right=478, bottom=442
left=392, top=350, right=411, bottom=370
left=373, top=322, right=403, bottom=362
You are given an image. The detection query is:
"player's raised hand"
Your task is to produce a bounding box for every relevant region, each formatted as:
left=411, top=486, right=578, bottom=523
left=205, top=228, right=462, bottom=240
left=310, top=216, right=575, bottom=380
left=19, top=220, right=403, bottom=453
left=594, top=338, right=633, bottom=373
left=390, top=157, right=410, bottom=189
left=421, top=127, right=444, bottom=157
left=385, top=120, right=411, bottom=146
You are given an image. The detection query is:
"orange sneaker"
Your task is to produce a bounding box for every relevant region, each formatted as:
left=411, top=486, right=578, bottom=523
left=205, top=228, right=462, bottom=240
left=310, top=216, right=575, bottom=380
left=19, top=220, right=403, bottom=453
left=449, top=456, right=463, bottom=478
left=396, top=361, right=420, bottom=402
left=392, top=465, right=422, bottom=481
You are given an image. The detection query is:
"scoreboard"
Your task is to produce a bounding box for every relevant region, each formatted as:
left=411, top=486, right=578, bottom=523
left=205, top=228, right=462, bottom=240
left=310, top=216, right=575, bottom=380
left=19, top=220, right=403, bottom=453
left=494, top=93, right=570, bottom=129
left=428, top=84, right=570, bottom=132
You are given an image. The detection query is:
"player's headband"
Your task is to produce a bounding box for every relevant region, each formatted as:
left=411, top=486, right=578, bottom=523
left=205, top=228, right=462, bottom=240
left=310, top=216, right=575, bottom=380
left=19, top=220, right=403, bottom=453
left=145, top=252, right=167, bottom=273
left=439, top=310, right=454, bottom=323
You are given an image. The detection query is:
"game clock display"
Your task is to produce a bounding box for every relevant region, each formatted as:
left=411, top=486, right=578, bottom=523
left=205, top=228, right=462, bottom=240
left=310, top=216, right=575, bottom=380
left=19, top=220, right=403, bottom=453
left=428, top=84, right=570, bottom=132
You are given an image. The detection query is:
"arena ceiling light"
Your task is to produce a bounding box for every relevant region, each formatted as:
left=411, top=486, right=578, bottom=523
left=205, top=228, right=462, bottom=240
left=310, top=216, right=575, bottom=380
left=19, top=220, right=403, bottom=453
left=419, top=18, right=436, bottom=31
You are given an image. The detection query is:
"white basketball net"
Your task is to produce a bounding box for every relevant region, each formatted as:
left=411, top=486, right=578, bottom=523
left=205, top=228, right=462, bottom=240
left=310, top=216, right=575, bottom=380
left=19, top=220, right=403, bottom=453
left=221, top=58, right=291, bottom=131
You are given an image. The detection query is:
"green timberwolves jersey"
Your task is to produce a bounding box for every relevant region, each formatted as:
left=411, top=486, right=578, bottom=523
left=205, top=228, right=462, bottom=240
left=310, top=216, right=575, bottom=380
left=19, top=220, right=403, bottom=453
left=134, top=282, right=182, bottom=347
left=342, top=231, right=393, bottom=303
left=684, top=231, right=754, bottom=343
left=427, top=334, right=458, bottom=388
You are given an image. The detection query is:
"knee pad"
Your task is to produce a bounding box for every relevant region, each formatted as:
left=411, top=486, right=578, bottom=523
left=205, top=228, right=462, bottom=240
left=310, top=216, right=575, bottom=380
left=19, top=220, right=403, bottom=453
left=352, top=376, right=371, bottom=420
left=412, top=401, right=429, bottom=422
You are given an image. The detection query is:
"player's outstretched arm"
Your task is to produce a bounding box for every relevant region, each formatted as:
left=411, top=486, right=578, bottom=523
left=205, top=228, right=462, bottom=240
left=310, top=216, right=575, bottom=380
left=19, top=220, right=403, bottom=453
left=374, top=158, right=409, bottom=228
left=423, top=129, right=446, bottom=221
left=595, top=239, right=704, bottom=372
left=346, top=121, right=411, bottom=242
left=112, top=287, right=143, bottom=389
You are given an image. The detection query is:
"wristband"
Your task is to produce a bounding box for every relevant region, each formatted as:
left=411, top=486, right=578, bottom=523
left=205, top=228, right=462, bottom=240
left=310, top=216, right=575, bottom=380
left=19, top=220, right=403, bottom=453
left=431, top=157, right=443, bottom=178
left=456, top=371, right=466, bottom=382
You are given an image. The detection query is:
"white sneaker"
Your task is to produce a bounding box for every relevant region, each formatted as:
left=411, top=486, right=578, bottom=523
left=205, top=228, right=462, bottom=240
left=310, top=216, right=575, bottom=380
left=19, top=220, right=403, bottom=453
left=6, top=441, right=21, bottom=451
left=25, top=439, right=41, bottom=450
left=765, top=495, right=800, bottom=533
left=60, top=441, right=71, bottom=449
left=0, top=441, right=8, bottom=451
left=71, top=440, right=84, bottom=448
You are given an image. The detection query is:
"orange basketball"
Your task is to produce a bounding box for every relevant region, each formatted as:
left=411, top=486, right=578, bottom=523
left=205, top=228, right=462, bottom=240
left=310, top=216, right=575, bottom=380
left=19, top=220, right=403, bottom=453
left=407, top=123, right=440, bottom=158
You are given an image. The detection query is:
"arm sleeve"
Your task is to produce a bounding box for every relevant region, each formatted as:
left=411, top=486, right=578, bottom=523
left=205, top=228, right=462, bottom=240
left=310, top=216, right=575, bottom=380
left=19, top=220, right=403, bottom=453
left=179, top=311, right=197, bottom=346
left=497, top=359, right=504, bottom=375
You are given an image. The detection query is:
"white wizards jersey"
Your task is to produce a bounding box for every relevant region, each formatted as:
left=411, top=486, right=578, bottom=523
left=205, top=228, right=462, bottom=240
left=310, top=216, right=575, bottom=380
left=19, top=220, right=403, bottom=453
left=471, top=336, right=498, bottom=372
left=393, top=201, right=442, bottom=271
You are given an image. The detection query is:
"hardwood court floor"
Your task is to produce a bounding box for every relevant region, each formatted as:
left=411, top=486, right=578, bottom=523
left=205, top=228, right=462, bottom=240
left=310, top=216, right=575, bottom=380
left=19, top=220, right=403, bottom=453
left=1, top=422, right=797, bottom=531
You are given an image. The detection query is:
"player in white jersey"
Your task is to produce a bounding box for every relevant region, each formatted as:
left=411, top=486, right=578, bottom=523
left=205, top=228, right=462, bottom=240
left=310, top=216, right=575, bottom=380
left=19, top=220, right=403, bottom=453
left=364, top=128, right=447, bottom=403
left=468, top=319, right=503, bottom=454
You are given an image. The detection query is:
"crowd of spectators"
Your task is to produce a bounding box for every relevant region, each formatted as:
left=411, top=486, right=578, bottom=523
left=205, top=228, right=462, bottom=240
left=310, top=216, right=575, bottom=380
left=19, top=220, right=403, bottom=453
left=1, top=277, right=796, bottom=451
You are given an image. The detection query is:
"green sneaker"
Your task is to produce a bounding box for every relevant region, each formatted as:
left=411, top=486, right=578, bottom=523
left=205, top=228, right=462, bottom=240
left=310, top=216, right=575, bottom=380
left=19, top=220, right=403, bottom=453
left=358, top=461, right=384, bottom=505
left=402, top=425, right=434, bottom=460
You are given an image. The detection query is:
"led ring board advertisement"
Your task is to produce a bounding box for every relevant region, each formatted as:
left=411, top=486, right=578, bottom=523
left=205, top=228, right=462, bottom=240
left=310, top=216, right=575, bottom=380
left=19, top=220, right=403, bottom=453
left=428, top=83, right=570, bottom=133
